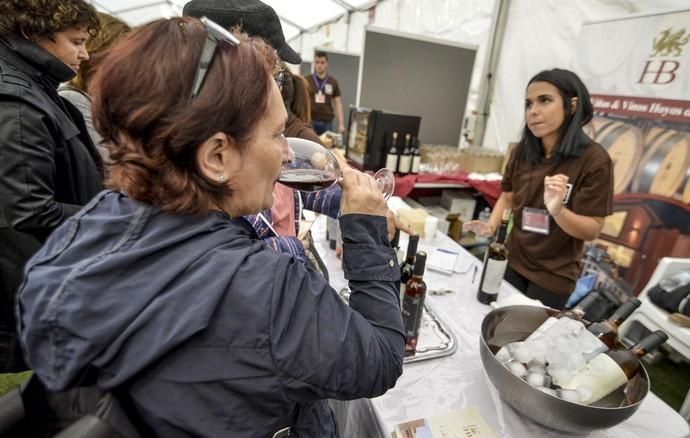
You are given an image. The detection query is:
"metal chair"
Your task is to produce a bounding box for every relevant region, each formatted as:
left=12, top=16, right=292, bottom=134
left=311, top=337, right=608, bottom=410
left=618, top=256, right=690, bottom=420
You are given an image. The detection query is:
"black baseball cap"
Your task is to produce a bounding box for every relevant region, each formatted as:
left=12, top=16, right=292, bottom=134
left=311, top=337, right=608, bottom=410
left=183, top=0, right=302, bottom=64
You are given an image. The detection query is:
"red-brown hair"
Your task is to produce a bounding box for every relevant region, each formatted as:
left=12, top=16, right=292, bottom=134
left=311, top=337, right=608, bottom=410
left=90, top=17, right=277, bottom=214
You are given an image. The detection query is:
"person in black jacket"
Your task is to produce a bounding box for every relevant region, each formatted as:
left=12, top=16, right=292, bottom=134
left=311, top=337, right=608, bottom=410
left=0, top=0, right=103, bottom=371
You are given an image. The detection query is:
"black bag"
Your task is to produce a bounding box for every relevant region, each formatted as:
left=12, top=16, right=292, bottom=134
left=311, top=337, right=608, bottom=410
left=0, top=374, right=143, bottom=437
left=648, top=283, right=690, bottom=316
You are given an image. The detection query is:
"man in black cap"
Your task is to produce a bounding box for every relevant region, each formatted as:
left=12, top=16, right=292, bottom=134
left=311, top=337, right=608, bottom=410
left=183, top=0, right=301, bottom=64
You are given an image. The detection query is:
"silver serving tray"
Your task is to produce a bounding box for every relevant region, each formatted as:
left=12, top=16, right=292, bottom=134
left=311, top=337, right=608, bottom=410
left=338, top=288, right=457, bottom=364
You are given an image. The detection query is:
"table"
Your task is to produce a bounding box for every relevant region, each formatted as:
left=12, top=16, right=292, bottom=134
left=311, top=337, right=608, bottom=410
left=311, top=216, right=690, bottom=438
left=394, top=173, right=501, bottom=206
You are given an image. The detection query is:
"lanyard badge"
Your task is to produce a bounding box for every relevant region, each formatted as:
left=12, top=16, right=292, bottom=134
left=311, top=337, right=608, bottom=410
left=522, top=207, right=550, bottom=235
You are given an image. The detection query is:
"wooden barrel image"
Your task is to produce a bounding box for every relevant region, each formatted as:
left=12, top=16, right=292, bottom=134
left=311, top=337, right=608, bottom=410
left=584, top=117, right=615, bottom=138
left=592, top=119, right=644, bottom=194
left=632, top=128, right=690, bottom=199
left=682, top=178, right=690, bottom=204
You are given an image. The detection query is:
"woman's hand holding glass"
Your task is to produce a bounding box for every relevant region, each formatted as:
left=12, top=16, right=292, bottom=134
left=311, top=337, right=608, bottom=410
left=340, top=168, right=387, bottom=217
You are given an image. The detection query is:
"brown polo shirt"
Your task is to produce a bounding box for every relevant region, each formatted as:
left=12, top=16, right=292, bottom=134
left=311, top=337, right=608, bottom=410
left=305, top=74, right=341, bottom=122
left=501, top=143, right=613, bottom=294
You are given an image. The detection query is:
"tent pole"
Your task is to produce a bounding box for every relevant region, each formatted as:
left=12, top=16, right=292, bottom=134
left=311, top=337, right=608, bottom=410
left=474, top=0, right=511, bottom=148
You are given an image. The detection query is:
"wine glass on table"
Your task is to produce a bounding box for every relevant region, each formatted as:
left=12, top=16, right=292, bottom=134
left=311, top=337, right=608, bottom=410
left=278, top=137, right=395, bottom=199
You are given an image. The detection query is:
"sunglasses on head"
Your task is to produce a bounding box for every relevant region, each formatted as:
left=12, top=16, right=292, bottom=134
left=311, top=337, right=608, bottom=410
left=191, top=17, right=285, bottom=99
left=190, top=17, right=240, bottom=99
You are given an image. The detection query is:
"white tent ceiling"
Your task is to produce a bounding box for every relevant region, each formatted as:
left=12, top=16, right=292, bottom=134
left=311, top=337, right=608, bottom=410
left=91, top=0, right=377, bottom=40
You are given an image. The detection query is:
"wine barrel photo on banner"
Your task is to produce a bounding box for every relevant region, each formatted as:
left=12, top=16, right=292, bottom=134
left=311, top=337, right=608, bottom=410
left=589, top=118, right=644, bottom=194
left=682, top=178, right=690, bottom=204
left=633, top=127, right=690, bottom=202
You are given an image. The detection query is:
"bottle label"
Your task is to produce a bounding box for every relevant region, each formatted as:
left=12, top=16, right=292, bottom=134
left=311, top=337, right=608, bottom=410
left=398, top=155, right=412, bottom=174
left=411, top=156, right=421, bottom=173
left=481, top=258, right=507, bottom=295
left=562, top=353, right=629, bottom=405
left=402, top=295, right=425, bottom=338
left=385, top=153, right=398, bottom=171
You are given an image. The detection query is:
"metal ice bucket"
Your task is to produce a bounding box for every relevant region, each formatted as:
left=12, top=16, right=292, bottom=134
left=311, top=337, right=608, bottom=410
left=479, top=305, right=649, bottom=433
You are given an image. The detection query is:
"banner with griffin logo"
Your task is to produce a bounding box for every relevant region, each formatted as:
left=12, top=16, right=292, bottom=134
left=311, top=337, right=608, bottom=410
left=571, top=9, right=690, bottom=296
left=572, top=9, right=690, bottom=205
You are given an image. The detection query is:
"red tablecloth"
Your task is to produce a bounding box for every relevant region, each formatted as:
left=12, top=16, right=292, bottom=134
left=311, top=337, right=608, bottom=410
left=394, top=172, right=502, bottom=206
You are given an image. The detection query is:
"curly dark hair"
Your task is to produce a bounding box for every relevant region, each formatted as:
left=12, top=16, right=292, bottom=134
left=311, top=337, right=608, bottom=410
left=0, top=0, right=99, bottom=38
left=70, top=12, right=130, bottom=91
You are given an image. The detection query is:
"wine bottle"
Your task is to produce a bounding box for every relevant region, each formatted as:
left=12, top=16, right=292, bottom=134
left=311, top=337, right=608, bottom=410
left=384, top=131, right=400, bottom=173
left=398, top=133, right=413, bottom=176
left=327, top=217, right=337, bottom=250
left=476, top=210, right=510, bottom=304
left=410, top=137, right=421, bottom=175
left=390, top=228, right=400, bottom=250
left=562, top=330, right=668, bottom=405
left=400, top=234, right=420, bottom=303
left=390, top=228, right=405, bottom=265
left=402, top=251, right=427, bottom=355
left=587, top=298, right=641, bottom=348
left=335, top=220, right=343, bottom=259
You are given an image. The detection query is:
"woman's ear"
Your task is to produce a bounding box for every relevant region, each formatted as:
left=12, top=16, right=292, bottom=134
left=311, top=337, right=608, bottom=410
left=571, top=97, right=579, bottom=113
left=196, top=133, right=233, bottom=183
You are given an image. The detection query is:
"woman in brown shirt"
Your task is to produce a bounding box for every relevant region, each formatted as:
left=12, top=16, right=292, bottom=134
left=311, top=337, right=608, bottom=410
left=468, top=68, right=613, bottom=309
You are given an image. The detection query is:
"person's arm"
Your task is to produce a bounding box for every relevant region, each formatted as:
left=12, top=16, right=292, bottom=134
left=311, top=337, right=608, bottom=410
left=464, top=191, right=513, bottom=237
left=333, top=96, right=345, bottom=133
left=0, top=99, right=82, bottom=239
left=262, top=235, right=309, bottom=266
left=544, top=173, right=605, bottom=241
left=270, top=169, right=404, bottom=400
left=550, top=208, right=604, bottom=241
left=245, top=210, right=309, bottom=265
left=301, top=185, right=341, bottom=219
left=269, top=214, right=404, bottom=400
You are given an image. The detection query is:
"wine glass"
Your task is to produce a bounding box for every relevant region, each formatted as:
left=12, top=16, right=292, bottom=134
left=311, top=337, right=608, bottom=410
left=278, top=137, right=395, bottom=200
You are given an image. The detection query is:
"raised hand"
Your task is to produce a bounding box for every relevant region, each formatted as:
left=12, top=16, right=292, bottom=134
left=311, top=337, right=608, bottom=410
left=543, top=174, right=569, bottom=216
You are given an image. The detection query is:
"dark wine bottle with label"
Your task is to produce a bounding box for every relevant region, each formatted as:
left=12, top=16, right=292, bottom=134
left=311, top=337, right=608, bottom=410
left=400, top=234, right=420, bottom=303
left=476, top=210, right=510, bottom=305
left=402, top=251, right=427, bottom=355
left=563, top=330, right=668, bottom=405
left=587, top=298, right=641, bottom=348
left=411, top=137, right=421, bottom=175
left=327, top=217, right=337, bottom=250
left=398, top=133, right=413, bottom=176
left=385, top=131, right=400, bottom=173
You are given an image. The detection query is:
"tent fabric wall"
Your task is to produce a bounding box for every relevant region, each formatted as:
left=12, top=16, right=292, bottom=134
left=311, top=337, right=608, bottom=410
left=483, top=0, right=688, bottom=153
left=95, top=0, right=690, bottom=151
left=291, top=0, right=495, bottom=145
left=291, top=0, right=689, bottom=151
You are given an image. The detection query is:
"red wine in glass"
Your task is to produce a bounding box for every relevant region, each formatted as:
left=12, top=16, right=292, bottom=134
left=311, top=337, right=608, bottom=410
left=278, top=169, right=337, bottom=191
left=279, top=137, right=395, bottom=200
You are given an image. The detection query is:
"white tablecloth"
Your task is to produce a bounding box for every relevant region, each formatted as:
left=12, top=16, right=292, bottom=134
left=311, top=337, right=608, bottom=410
left=311, top=215, right=690, bottom=438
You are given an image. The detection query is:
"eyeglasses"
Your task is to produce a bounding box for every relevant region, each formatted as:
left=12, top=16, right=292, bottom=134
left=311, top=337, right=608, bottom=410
left=190, top=16, right=240, bottom=99
left=275, top=70, right=285, bottom=90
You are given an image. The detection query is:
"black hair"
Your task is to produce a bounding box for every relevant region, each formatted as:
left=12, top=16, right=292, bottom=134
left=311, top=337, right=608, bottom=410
left=516, top=68, right=593, bottom=162
left=314, top=50, right=328, bottom=61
